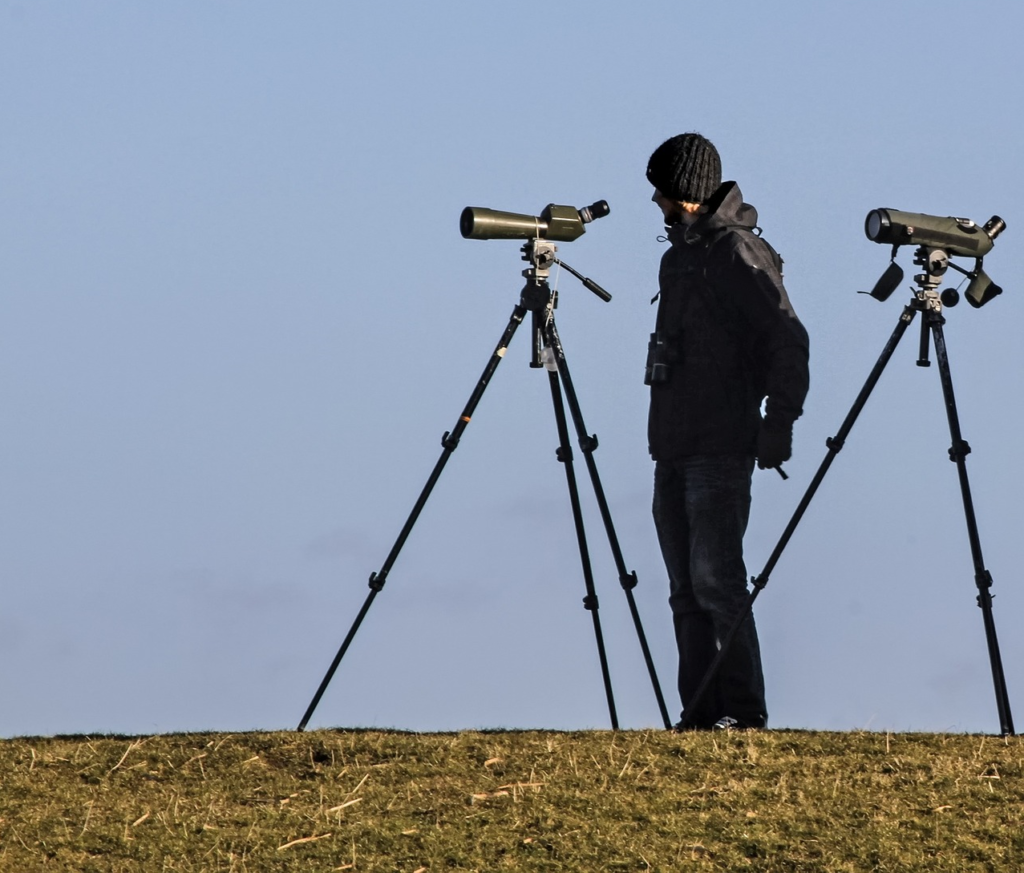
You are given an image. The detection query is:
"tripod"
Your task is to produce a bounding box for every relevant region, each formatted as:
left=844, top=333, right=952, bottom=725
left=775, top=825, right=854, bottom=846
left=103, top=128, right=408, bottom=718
left=297, top=238, right=671, bottom=732
left=679, top=244, right=1015, bottom=735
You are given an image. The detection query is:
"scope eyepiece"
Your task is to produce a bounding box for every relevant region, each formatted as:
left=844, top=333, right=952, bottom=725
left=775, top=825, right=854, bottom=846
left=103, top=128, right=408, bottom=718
left=984, top=215, right=1006, bottom=241
left=578, top=200, right=610, bottom=224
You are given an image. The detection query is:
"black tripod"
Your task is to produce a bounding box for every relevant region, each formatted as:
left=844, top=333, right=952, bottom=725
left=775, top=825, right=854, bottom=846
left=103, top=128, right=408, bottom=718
left=298, top=238, right=671, bottom=732
left=679, top=244, right=1015, bottom=735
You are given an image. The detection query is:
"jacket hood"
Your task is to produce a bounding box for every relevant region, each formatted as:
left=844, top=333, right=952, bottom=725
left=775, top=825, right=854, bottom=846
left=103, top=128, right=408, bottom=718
left=667, top=181, right=759, bottom=246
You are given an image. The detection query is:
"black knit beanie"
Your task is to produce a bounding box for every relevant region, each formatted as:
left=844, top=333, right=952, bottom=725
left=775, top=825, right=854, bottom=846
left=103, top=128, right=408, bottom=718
left=646, top=133, right=722, bottom=203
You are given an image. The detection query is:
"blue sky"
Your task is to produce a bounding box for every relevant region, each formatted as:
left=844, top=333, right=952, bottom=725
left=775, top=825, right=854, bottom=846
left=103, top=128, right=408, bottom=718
left=2, top=1, right=1023, bottom=737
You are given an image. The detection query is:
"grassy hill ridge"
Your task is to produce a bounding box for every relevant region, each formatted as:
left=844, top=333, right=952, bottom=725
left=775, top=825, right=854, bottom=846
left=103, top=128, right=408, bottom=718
left=1, top=728, right=1021, bottom=871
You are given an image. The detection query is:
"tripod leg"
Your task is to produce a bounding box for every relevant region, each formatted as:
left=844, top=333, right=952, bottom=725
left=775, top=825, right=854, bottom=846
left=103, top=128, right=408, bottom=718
left=678, top=303, right=919, bottom=729
left=297, top=303, right=530, bottom=731
left=543, top=318, right=672, bottom=729
left=928, top=314, right=1014, bottom=736
left=544, top=361, right=619, bottom=729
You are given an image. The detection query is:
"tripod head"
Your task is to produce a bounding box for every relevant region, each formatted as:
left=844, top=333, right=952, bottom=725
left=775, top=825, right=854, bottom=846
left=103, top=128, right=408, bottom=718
left=911, top=245, right=959, bottom=314
left=522, top=238, right=557, bottom=281
left=518, top=239, right=559, bottom=313
left=516, top=237, right=613, bottom=312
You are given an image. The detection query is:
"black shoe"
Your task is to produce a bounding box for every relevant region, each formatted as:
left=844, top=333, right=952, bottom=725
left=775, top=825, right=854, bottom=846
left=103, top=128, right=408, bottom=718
left=712, top=715, right=766, bottom=731
left=671, top=716, right=715, bottom=732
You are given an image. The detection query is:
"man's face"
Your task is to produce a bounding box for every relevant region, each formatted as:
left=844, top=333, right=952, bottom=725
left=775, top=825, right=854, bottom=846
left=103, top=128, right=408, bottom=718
left=652, top=190, right=704, bottom=225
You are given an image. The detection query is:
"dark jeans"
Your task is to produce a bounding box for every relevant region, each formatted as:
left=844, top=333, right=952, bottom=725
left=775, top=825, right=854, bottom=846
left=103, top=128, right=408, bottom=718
left=653, top=455, right=766, bottom=728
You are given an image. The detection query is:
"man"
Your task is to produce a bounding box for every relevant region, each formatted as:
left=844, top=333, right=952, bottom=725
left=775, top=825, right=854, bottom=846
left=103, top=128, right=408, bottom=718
left=645, top=133, right=809, bottom=731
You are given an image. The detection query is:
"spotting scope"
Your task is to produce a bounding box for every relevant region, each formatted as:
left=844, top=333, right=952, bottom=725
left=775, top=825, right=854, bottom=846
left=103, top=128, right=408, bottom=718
left=865, top=209, right=1005, bottom=258
left=461, top=200, right=609, bottom=242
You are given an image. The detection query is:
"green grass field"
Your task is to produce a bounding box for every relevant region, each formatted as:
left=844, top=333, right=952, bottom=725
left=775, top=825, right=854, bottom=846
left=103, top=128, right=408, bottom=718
left=1, top=728, right=1021, bottom=871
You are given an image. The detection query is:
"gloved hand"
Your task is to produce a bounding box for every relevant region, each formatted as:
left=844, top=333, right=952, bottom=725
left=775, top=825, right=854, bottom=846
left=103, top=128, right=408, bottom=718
left=757, top=419, right=793, bottom=470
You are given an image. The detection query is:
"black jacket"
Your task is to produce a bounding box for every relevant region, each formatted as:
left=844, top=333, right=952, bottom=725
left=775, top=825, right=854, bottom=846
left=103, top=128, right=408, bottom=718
left=647, top=181, right=809, bottom=460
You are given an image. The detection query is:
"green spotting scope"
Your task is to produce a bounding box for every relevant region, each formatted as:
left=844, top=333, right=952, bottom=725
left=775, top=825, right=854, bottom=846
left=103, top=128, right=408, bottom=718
left=865, top=208, right=1005, bottom=258
left=461, top=200, right=609, bottom=242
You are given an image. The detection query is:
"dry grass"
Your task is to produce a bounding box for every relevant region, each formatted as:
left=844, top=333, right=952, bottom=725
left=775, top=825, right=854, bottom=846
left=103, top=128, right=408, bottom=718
left=0, top=729, right=1021, bottom=871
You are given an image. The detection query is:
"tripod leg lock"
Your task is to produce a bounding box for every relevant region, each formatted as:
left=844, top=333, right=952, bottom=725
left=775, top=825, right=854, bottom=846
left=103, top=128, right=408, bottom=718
left=751, top=573, right=768, bottom=592
left=556, top=446, right=573, bottom=463
left=579, top=434, right=599, bottom=453
left=825, top=435, right=845, bottom=453
left=620, top=571, right=638, bottom=591
left=583, top=594, right=599, bottom=611
left=368, top=571, right=387, bottom=592
left=441, top=430, right=461, bottom=450
left=948, top=439, right=971, bottom=462
left=974, top=571, right=995, bottom=609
